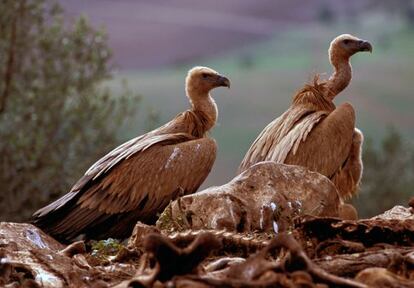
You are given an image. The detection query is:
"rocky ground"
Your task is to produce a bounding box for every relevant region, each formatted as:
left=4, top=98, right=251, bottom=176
left=1, top=163, right=413, bottom=287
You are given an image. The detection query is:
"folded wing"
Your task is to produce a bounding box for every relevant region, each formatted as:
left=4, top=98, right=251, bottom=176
left=239, top=104, right=327, bottom=173
left=284, top=103, right=355, bottom=178
left=33, top=133, right=216, bottom=241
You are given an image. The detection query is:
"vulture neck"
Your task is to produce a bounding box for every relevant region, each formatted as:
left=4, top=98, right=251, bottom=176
left=327, top=53, right=352, bottom=100
left=187, top=89, right=218, bottom=132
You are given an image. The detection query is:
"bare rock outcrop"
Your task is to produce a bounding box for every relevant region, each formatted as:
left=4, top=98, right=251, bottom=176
left=2, top=166, right=413, bottom=287
left=0, top=222, right=138, bottom=287
left=371, top=205, right=414, bottom=221
left=0, top=222, right=66, bottom=287
left=2, top=198, right=414, bottom=287
left=157, top=162, right=340, bottom=233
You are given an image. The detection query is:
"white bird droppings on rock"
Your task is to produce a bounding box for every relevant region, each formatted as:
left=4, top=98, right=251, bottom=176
left=270, top=202, right=277, bottom=212
left=34, top=267, right=64, bottom=287
left=273, top=221, right=279, bottom=233
left=25, top=229, right=47, bottom=249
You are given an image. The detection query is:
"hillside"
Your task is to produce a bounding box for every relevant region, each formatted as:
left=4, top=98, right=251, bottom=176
left=59, top=0, right=370, bottom=69
left=107, top=23, right=414, bottom=188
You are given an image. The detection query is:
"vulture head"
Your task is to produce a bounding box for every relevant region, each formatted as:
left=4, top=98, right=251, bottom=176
left=186, top=66, right=230, bottom=96
left=329, top=34, right=372, bottom=63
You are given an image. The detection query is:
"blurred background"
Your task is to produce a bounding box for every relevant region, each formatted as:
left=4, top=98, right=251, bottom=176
left=1, top=0, right=413, bottom=221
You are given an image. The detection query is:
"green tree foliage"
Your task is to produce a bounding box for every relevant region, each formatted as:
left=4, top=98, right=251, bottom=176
left=354, top=128, right=414, bottom=217
left=0, top=0, right=140, bottom=221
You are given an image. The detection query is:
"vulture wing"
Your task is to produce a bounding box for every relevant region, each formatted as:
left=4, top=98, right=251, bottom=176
left=330, top=128, right=363, bottom=199
left=239, top=105, right=326, bottom=172
left=239, top=102, right=355, bottom=180
left=284, top=103, right=355, bottom=178
left=33, top=133, right=216, bottom=241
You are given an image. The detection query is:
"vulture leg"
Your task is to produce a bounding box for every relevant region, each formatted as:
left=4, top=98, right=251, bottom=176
left=284, top=103, right=355, bottom=178
left=331, top=128, right=363, bottom=200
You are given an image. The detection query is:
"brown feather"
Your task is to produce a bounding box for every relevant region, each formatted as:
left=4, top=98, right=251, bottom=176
left=39, top=137, right=216, bottom=240
left=331, top=128, right=364, bottom=199
left=292, top=75, right=335, bottom=112
left=32, top=66, right=228, bottom=241
left=239, top=81, right=360, bottom=199
left=240, top=34, right=370, bottom=200
left=238, top=80, right=331, bottom=173
left=283, top=103, right=355, bottom=177
left=33, top=114, right=217, bottom=241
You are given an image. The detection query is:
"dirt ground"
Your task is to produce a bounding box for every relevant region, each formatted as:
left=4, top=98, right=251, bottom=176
left=1, top=201, right=414, bottom=287
left=1, top=164, right=414, bottom=287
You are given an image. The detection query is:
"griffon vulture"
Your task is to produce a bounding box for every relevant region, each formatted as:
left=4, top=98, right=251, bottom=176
left=239, top=34, right=372, bottom=200
left=32, top=66, right=230, bottom=242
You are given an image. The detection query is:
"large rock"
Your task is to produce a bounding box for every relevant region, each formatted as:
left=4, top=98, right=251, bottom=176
left=157, top=162, right=340, bottom=233
left=371, top=205, right=414, bottom=221
left=0, top=222, right=130, bottom=287
left=0, top=222, right=67, bottom=287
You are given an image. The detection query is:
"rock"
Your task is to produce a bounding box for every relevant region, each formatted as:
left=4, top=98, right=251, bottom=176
left=371, top=205, right=414, bottom=221
left=356, top=267, right=413, bottom=287
left=0, top=222, right=139, bottom=287
left=0, top=222, right=66, bottom=287
left=157, top=162, right=340, bottom=233
left=203, top=256, right=246, bottom=274
left=58, top=240, right=86, bottom=257
left=0, top=222, right=64, bottom=251
left=298, top=215, right=414, bottom=246
left=143, top=232, right=222, bottom=282
left=127, top=222, right=160, bottom=249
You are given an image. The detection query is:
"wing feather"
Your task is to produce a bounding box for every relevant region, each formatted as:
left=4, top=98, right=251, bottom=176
left=331, top=128, right=363, bottom=199
left=33, top=134, right=216, bottom=240
left=269, top=111, right=327, bottom=162
left=239, top=101, right=355, bottom=181
left=239, top=105, right=320, bottom=172
left=284, top=103, right=355, bottom=177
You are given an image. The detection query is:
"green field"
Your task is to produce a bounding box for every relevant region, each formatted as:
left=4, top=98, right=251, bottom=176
left=107, top=21, right=414, bottom=188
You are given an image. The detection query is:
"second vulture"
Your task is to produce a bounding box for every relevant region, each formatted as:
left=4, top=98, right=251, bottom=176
left=32, top=66, right=230, bottom=242
left=239, top=34, right=372, bottom=200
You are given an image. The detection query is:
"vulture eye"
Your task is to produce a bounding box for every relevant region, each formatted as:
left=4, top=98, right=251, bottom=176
left=202, top=73, right=209, bottom=79
left=343, top=39, right=350, bottom=45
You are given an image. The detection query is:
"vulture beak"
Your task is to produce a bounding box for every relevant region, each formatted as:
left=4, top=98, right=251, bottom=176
left=217, top=75, right=231, bottom=88
left=358, top=40, right=373, bottom=53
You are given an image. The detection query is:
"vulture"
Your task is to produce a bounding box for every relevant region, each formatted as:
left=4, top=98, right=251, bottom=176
left=239, top=34, right=372, bottom=200
left=32, top=66, right=230, bottom=242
